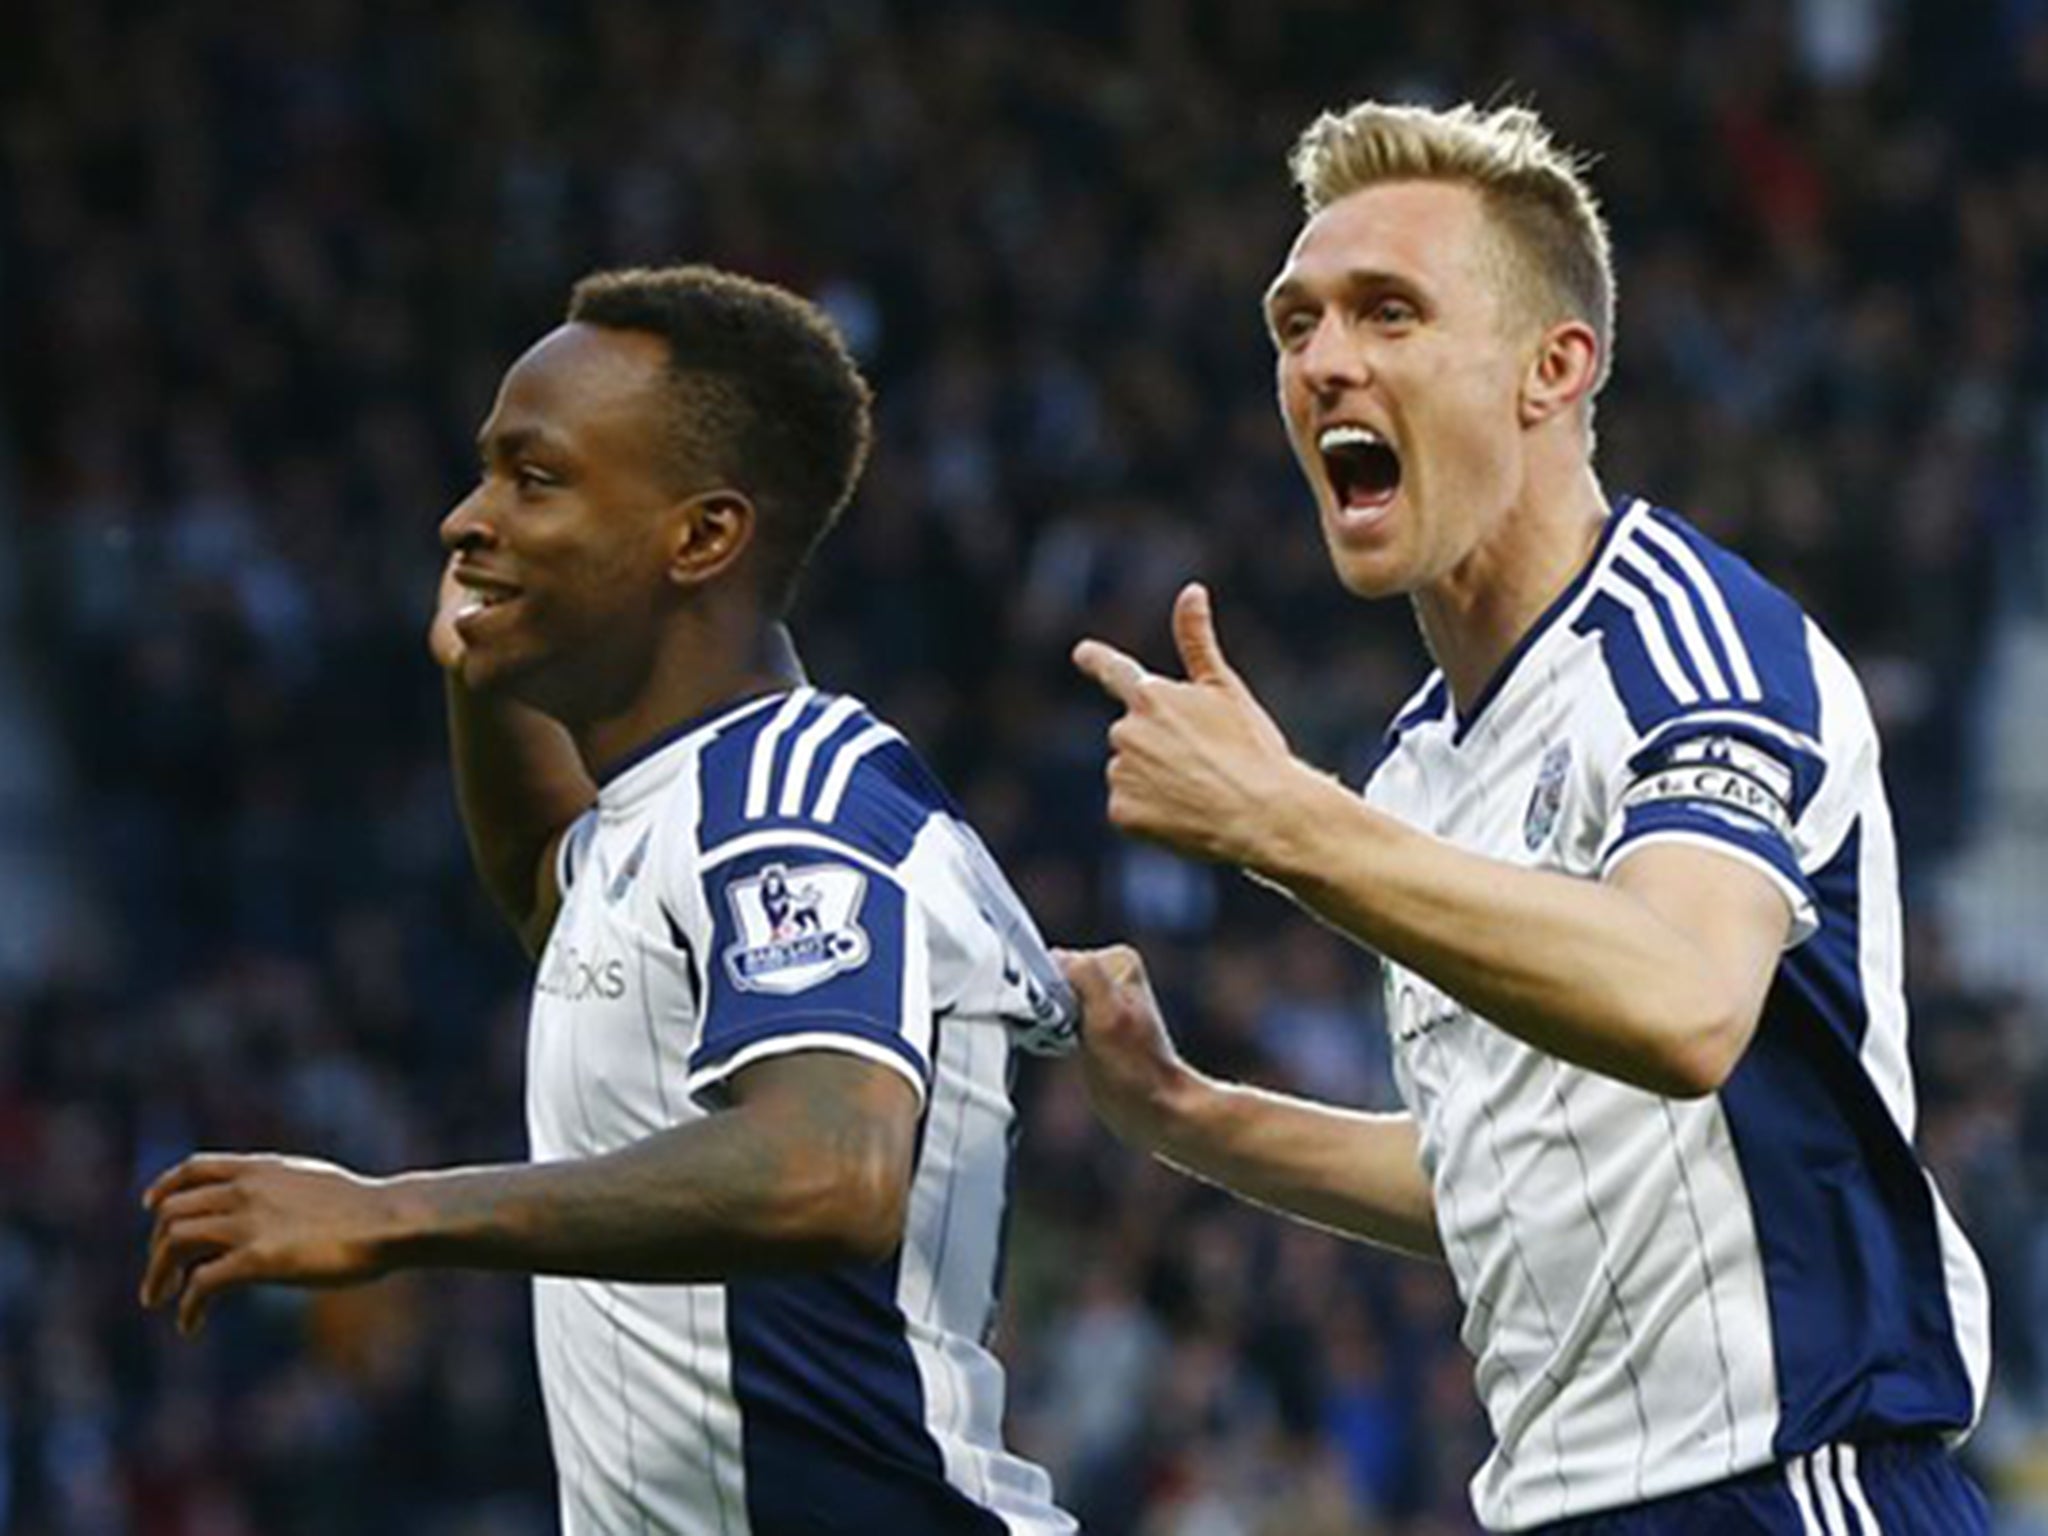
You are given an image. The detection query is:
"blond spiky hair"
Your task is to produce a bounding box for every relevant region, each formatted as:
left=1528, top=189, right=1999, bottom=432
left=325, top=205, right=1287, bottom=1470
left=1290, top=100, right=1615, bottom=393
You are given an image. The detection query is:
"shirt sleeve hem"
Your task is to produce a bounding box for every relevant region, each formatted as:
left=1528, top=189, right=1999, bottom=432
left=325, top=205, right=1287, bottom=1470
left=1602, top=828, right=1820, bottom=949
left=684, top=1029, right=929, bottom=1111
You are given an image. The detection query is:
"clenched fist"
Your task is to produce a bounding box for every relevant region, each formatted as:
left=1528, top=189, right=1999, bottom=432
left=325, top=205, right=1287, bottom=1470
left=1055, top=944, right=1200, bottom=1152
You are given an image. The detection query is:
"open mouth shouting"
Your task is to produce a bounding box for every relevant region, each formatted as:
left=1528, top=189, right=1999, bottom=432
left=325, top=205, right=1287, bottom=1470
left=1318, top=424, right=1403, bottom=525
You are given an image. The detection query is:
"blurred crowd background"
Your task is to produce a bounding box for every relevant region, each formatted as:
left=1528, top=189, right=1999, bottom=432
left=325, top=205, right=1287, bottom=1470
left=4, top=1, right=2048, bottom=1532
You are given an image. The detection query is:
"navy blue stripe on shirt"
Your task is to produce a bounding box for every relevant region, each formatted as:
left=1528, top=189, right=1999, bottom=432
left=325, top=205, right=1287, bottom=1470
left=726, top=1259, right=1008, bottom=1535
left=1641, top=509, right=1820, bottom=734
left=699, top=696, right=808, bottom=850
left=1631, top=537, right=1747, bottom=699
left=758, top=696, right=832, bottom=818
left=1611, top=560, right=1720, bottom=701
left=698, top=696, right=940, bottom=867
left=1717, top=822, right=1978, bottom=1455
left=1389, top=675, right=1451, bottom=743
left=1575, top=589, right=1692, bottom=731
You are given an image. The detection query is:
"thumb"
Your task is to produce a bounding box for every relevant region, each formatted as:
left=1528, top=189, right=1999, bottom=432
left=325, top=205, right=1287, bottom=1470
left=1171, top=583, right=1238, bottom=688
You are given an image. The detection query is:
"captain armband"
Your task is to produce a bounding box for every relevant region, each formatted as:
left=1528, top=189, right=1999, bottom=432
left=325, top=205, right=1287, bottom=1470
left=1618, top=733, right=1798, bottom=838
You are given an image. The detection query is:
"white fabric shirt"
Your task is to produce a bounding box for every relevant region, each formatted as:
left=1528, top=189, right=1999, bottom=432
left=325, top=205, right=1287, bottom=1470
left=1364, top=498, right=1990, bottom=1531
left=526, top=687, right=1077, bottom=1536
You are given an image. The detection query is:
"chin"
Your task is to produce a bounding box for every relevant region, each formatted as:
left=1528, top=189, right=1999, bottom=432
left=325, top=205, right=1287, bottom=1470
left=456, top=648, right=509, bottom=694
left=458, top=646, right=545, bottom=707
left=1324, top=542, right=1415, bottom=601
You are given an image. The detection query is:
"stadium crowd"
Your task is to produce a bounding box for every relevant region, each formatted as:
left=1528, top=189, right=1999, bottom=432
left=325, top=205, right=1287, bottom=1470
left=3, top=0, right=2047, bottom=1530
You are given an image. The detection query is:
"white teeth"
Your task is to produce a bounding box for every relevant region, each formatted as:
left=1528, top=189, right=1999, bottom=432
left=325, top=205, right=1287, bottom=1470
left=456, top=598, right=487, bottom=621
left=1318, top=424, right=1385, bottom=453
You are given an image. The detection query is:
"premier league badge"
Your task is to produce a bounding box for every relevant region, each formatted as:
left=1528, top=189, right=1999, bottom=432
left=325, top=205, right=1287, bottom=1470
left=723, top=862, right=871, bottom=994
left=1523, top=740, right=1573, bottom=852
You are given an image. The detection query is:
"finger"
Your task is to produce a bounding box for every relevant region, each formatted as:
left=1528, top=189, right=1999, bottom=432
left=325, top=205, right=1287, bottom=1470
left=143, top=1214, right=239, bottom=1309
left=1055, top=944, right=1145, bottom=1003
left=178, top=1249, right=256, bottom=1338
left=156, top=1184, right=242, bottom=1223
left=1072, top=639, right=1151, bottom=706
left=1053, top=948, right=1107, bottom=1003
left=145, top=1185, right=243, bottom=1291
left=1171, top=583, right=1238, bottom=687
left=144, top=1154, right=237, bottom=1210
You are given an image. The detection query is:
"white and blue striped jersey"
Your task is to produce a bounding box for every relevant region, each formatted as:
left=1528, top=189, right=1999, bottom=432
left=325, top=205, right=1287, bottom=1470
left=526, top=686, right=1078, bottom=1536
left=1364, top=497, right=1991, bottom=1532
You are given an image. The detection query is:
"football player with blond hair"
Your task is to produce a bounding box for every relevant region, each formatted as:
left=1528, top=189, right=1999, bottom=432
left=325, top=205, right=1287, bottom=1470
left=1064, top=99, right=1991, bottom=1535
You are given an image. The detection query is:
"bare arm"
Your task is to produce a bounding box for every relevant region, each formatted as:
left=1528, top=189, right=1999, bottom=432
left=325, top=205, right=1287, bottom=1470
left=433, top=556, right=595, bottom=955
left=141, top=1052, right=919, bottom=1334
left=1060, top=946, right=1440, bottom=1261
left=1076, top=585, right=1790, bottom=1099
left=1249, top=776, right=1788, bottom=1096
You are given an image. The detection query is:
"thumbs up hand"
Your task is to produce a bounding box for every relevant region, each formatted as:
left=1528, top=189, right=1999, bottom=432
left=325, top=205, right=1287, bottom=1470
left=1072, top=583, right=1304, bottom=869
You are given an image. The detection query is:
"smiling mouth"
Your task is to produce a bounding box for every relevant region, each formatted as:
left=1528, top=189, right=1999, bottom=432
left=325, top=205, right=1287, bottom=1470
left=455, top=588, right=519, bottom=624
left=1318, top=424, right=1402, bottom=512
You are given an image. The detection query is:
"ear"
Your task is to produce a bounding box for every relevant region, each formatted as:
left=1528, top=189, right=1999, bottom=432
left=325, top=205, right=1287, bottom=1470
left=665, top=488, right=757, bottom=589
left=1518, top=318, right=1602, bottom=431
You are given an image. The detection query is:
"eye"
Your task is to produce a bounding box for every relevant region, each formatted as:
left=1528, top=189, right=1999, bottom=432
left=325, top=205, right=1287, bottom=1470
left=513, top=464, right=559, bottom=494
left=1369, top=295, right=1419, bottom=328
left=1272, top=308, right=1319, bottom=349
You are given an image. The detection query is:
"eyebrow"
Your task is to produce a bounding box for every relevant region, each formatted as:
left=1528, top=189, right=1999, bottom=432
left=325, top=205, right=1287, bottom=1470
left=1263, top=266, right=1423, bottom=317
left=476, top=423, right=570, bottom=460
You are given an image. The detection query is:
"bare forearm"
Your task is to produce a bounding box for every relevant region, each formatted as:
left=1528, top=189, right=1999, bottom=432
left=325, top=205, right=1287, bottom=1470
left=378, top=1115, right=893, bottom=1283
left=446, top=677, right=594, bottom=949
left=1251, top=767, right=1741, bottom=1096
left=1151, top=1074, right=1441, bottom=1260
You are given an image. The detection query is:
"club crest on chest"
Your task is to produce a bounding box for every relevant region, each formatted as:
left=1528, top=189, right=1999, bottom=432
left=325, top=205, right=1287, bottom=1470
left=1523, top=740, right=1573, bottom=852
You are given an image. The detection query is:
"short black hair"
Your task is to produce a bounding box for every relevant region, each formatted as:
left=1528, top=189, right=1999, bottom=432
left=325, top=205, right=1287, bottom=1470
left=567, top=265, right=874, bottom=614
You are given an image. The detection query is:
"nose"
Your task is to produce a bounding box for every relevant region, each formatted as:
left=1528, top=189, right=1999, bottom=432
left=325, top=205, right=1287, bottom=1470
left=1297, top=312, right=1370, bottom=398
left=439, top=484, right=496, bottom=554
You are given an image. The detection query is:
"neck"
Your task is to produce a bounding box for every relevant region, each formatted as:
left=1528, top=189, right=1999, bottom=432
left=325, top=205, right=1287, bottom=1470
left=572, top=617, right=806, bottom=780
left=1413, top=462, right=1610, bottom=718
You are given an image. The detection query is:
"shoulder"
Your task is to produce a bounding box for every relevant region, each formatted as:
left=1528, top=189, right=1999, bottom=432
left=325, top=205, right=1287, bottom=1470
left=690, top=687, right=952, bottom=872
left=1571, top=498, right=1824, bottom=745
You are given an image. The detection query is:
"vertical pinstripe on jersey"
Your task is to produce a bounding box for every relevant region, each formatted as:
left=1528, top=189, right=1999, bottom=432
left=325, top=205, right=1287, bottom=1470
left=1655, top=1099, right=1742, bottom=1474
left=1546, top=1061, right=1653, bottom=1506
left=1436, top=998, right=1576, bottom=1519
